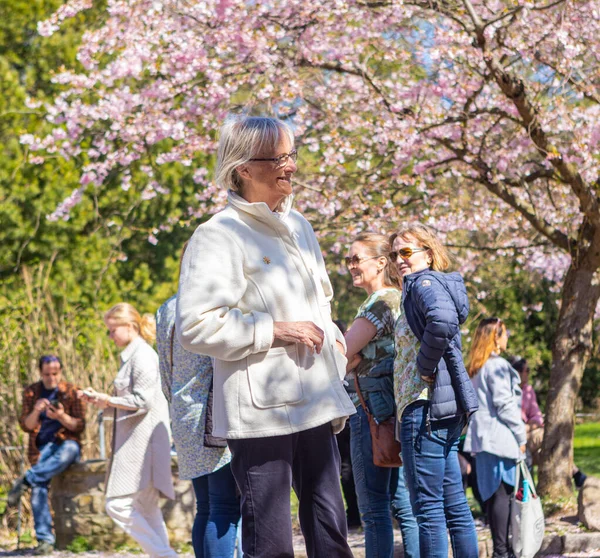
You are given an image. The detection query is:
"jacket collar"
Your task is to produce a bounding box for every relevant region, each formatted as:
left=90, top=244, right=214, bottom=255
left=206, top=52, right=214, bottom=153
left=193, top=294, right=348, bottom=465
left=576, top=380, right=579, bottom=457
left=34, top=379, right=70, bottom=396
left=227, top=190, right=293, bottom=223
left=120, top=336, right=145, bottom=363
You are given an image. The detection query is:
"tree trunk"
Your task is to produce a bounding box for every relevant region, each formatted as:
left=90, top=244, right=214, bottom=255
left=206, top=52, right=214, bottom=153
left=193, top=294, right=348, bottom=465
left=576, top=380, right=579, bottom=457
left=537, top=245, right=600, bottom=499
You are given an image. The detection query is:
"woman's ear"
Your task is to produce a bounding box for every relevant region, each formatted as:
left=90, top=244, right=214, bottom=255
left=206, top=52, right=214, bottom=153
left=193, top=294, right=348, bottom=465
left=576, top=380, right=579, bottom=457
left=236, top=164, right=251, bottom=181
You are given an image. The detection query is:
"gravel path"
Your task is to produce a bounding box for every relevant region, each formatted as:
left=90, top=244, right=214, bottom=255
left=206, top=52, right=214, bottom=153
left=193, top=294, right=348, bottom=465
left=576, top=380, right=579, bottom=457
left=2, top=523, right=600, bottom=557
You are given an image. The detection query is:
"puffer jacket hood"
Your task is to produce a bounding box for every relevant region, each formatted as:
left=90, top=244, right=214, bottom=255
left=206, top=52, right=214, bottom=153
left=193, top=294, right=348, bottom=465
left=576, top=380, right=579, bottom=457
left=438, top=272, right=469, bottom=325
left=403, top=268, right=478, bottom=421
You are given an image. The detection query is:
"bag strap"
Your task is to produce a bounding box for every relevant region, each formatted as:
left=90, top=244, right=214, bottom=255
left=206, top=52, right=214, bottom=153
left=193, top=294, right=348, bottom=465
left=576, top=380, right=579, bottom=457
left=520, top=459, right=539, bottom=498
left=354, top=374, right=372, bottom=416
left=514, top=460, right=523, bottom=492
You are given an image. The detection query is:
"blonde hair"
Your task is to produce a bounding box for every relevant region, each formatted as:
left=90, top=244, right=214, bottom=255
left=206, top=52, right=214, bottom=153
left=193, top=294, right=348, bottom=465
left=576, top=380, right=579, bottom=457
left=353, top=232, right=400, bottom=288
left=215, top=115, right=294, bottom=193
left=389, top=223, right=451, bottom=272
left=467, top=317, right=506, bottom=377
left=104, top=302, right=156, bottom=344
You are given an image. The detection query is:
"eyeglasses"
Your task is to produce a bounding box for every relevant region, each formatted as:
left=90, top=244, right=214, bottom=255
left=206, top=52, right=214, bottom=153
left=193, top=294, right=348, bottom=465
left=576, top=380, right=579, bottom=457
left=388, top=247, right=428, bottom=261
left=249, top=149, right=298, bottom=170
left=345, top=255, right=379, bottom=267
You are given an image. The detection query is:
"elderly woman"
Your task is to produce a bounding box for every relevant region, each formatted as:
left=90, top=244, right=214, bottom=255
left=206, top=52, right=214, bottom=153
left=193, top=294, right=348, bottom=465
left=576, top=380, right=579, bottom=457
left=390, top=224, right=478, bottom=558
left=176, top=115, right=356, bottom=558
left=464, top=318, right=526, bottom=558
left=82, top=303, right=176, bottom=558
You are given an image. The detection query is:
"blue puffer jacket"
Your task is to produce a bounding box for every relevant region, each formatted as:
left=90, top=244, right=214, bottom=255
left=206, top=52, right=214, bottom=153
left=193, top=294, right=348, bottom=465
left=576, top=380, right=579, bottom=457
left=403, top=268, right=478, bottom=421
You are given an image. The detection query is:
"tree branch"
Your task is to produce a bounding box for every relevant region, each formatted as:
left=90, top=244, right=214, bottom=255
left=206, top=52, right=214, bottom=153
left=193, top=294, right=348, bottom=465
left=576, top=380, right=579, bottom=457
left=435, top=137, right=572, bottom=251
left=453, top=0, right=600, bottom=228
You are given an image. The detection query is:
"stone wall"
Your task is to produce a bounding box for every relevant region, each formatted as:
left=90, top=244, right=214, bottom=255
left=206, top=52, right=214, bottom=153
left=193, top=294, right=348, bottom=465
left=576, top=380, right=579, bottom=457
left=50, top=458, right=194, bottom=550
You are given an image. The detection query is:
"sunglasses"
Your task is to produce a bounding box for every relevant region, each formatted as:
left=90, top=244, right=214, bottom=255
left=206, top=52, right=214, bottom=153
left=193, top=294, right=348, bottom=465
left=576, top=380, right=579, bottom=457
left=388, top=247, right=428, bottom=260
left=344, top=255, right=379, bottom=267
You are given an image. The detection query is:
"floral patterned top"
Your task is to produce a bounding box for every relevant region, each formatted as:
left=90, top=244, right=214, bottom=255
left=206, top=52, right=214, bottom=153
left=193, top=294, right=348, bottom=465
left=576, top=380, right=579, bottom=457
left=393, top=306, right=430, bottom=420
left=347, top=287, right=402, bottom=406
left=156, top=295, right=231, bottom=480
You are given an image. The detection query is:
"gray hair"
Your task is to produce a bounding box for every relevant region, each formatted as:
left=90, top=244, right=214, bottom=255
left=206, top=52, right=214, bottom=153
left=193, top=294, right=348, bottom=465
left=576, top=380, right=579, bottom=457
left=215, top=115, right=294, bottom=192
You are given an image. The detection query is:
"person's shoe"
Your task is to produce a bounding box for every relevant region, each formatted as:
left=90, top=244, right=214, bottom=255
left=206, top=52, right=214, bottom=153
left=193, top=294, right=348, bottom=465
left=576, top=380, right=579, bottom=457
left=574, top=469, right=587, bottom=489
left=7, top=476, right=27, bottom=507
left=33, top=541, right=54, bottom=555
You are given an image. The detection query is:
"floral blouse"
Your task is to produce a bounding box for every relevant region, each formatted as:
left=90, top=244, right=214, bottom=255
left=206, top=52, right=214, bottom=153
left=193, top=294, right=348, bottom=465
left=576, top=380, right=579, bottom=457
left=156, top=295, right=231, bottom=480
left=393, top=306, right=430, bottom=420
left=347, top=287, right=402, bottom=406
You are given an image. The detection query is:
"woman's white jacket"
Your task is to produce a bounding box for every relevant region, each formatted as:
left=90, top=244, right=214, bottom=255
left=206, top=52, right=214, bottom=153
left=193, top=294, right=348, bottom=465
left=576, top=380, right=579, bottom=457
left=463, top=355, right=527, bottom=460
left=176, top=191, right=356, bottom=439
left=105, top=337, right=174, bottom=499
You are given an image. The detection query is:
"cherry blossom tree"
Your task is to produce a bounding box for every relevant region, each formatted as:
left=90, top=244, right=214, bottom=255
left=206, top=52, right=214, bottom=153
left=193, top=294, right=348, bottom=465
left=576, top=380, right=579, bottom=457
left=32, top=0, right=600, bottom=498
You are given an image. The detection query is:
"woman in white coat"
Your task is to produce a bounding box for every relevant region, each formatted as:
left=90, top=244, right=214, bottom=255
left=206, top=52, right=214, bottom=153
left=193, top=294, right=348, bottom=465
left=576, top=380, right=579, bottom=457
left=82, top=303, right=176, bottom=558
left=176, top=115, right=356, bottom=558
left=463, top=317, right=527, bottom=558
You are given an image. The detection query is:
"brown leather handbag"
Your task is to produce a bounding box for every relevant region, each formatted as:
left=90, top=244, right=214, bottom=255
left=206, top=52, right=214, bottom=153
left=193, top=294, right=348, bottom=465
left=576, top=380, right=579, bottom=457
left=354, top=375, right=402, bottom=467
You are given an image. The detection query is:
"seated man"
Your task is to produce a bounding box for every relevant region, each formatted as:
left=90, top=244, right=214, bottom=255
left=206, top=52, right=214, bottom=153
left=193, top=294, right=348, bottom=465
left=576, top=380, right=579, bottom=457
left=8, top=355, right=86, bottom=555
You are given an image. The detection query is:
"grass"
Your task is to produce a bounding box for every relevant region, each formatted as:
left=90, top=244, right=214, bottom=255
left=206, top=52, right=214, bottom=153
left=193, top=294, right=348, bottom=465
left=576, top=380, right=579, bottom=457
left=574, top=422, right=600, bottom=477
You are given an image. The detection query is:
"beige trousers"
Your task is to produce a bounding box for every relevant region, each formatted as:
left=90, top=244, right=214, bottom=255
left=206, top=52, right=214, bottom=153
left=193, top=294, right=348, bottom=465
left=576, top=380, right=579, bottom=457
left=106, top=485, right=177, bottom=558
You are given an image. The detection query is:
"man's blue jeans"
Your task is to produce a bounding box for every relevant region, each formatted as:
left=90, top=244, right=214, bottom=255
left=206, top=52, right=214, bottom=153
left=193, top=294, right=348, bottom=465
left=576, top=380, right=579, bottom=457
left=400, top=401, right=478, bottom=558
left=191, top=463, right=240, bottom=558
left=25, top=440, right=80, bottom=544
left=350, top=405, right=419, bottom=558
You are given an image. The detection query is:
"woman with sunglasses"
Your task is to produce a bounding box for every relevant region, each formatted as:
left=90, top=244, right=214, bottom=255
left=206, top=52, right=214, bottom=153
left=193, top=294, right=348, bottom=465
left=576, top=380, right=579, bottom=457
left=463, top=318, right=526, bottom=558
left=344, top=232, right=419, bottom=558
left=390, top=223, right=478, bottom=558
left=176, top=115, right=355, bottom=558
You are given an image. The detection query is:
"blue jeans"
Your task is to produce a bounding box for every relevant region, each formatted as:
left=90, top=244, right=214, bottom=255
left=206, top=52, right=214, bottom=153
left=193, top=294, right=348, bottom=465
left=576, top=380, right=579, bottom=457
left=191, top=464, right=240, bottom=558
left=401, top=401, right=478, bottom=558
left=350, top=406, right=419, bottom=558
left=25, top=440, right=80, bottom=544
left=391, top=467, right=420, bottom=558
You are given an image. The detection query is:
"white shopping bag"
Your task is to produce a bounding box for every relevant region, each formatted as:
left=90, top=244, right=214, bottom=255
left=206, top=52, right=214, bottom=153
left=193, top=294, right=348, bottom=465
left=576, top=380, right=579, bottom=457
left=510, top=460, right=545, bottom=558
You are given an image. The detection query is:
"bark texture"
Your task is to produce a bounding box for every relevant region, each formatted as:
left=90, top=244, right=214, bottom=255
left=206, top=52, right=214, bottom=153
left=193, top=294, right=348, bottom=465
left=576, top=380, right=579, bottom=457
left=538, top=243, right=600, bottom=498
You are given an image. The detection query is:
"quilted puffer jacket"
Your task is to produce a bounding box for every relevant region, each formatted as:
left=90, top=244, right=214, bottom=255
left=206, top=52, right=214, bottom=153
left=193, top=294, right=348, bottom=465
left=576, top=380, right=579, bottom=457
left=403, top=268, right=478, bottom=421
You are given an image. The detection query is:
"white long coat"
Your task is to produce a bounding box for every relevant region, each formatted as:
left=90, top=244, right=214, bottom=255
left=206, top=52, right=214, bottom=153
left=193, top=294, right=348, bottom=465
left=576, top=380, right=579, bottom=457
left=105, top=337, right=175, bottom=499
left=176, top=191, right=356, bottom=439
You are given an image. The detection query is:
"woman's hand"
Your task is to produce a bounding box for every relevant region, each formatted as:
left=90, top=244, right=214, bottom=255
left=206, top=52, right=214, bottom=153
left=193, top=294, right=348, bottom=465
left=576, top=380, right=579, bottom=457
left=78, top=388, right=110, bottom=409
left=420, top=374, right=435, bottom=385
left=520, top=444, right=526, bottom=454
left=273, top=321, right=324, bottom=353
left=346, top=354, right=362, bottom=372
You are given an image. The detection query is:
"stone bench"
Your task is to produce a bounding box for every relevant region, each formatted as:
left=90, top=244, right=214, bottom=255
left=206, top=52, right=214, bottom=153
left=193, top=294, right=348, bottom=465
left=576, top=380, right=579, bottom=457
left=50, top=458, right=194, bottom=550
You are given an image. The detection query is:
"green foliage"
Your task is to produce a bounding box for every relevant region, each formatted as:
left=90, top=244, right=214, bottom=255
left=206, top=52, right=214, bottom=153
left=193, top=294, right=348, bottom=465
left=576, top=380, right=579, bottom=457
left=19, top=529, right=34, bottom=545
left=66, top=535, right=95, bottom=553
left=574, top=422, right=600, bottom=478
